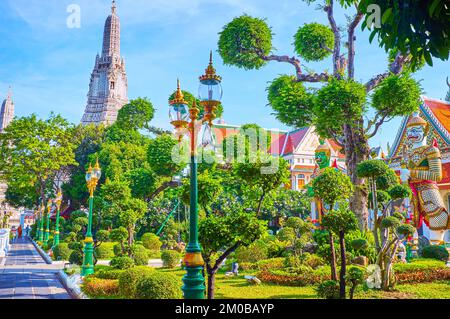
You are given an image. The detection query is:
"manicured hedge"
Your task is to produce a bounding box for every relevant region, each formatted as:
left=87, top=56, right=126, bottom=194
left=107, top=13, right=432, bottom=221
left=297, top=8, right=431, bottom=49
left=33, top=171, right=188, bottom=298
left=135, top=272, right=182, bottom=299
left=82, top=278, right=120, bottom=299
left=161, top=250, right=181, bottom=268
left=118, top=266, right=155, bottom=298
left=52, top=243, right=72, bottom=261
left=95, top=242, right=116, bottom=259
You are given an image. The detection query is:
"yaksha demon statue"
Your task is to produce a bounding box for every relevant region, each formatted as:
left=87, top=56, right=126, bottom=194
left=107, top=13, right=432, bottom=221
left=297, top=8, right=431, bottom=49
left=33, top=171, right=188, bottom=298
left=400, top=112, right=449, bottom=245
left=308, top=141, right=332, bottom=224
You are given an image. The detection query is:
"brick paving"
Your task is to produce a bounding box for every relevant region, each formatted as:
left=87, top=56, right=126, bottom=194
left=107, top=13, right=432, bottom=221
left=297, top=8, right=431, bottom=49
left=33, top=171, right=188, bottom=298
left=0, top=237, right=71, bottom=299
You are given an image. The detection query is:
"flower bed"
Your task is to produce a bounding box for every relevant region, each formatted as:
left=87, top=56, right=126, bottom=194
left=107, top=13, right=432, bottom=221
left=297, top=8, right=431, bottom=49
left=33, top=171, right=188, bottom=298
left=82, top=277, right=120, bottom=299
left=258, top=267, right=330, bottom=286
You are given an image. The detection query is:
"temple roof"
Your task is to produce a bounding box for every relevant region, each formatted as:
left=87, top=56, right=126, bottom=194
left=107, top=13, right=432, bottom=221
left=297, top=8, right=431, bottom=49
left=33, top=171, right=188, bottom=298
left=389, top=96, right=450, bottom=158
left=0, top=87, right=14, bottom=133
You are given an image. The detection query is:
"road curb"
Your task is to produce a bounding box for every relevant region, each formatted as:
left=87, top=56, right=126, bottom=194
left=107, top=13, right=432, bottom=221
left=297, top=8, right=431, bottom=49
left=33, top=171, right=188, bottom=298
left=31, top=239, right=53, bottom=265
left=57, top=270, right=88, bottom=300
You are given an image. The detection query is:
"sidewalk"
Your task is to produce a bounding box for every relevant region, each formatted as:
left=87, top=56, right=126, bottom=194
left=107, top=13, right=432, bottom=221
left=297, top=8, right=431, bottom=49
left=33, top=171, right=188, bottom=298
left=0, top=237, right=71, bottom=299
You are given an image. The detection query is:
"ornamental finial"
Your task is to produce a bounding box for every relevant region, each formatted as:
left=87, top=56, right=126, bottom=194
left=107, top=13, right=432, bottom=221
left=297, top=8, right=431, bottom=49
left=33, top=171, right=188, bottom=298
left=170, top=79, right=187, bottom=105
left=200, top=51, right=222, bottom=83
left=111, top=0, right=117, bottom=14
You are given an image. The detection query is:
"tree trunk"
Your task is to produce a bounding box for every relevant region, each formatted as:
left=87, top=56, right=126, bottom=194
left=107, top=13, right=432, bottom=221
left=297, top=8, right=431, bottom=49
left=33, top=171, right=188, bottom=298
left=207, top=269, right=217, bottom=300
left=343, top=123, right=370, bottom=230
left=329, top=232, right=338, bottom=281
left=339, top=231, right=346, bottom=299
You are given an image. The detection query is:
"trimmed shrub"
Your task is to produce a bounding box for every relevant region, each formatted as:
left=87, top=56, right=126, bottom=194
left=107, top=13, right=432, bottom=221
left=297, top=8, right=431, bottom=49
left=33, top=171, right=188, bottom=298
left=421, top=245, right=449, bottom=262
left=135, top=272, right=182, bottom=299
left=95, top=269, right=125, bottom=280
left=52, top=243, right=72, bottom=261
left=255, top=258, right=285, bottom=271
left=113, top=243, right=123, bottom=256
left=141, top=233, right=162, bottom=251
left=95, top=242, right=116, bottom=259
left=161, top=250, right=181, bottom=268
left=132, top=245, right=150, bottom=266
left=303, top=254, right=325, bottom=269
left=258, top=267, right=330, bottom=286
left=316, top=280, right=340, bottom=299
left=235, top=240, right=268, bottom=263
left=69, top=250, right=84, bottom=266
left=110, top=256, right=135, bottom=270
left=82, top=278, right=119, bottom=298
left=118, top=266, right=155, bottom=298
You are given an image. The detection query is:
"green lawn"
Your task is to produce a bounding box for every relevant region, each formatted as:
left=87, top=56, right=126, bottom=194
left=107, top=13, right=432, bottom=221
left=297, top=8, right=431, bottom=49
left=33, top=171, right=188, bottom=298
left=156, top=268, right=450, bottom=299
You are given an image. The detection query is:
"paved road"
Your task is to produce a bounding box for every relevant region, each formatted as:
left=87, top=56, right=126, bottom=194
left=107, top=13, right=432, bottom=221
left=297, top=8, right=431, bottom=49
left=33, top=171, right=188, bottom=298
left=0, top=237, right=71, bottom=299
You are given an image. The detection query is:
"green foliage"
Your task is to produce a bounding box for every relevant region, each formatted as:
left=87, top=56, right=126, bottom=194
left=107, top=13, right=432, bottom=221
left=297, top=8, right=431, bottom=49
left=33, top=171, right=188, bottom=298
left=316, top=280, right=340, bottom=299
left=360, top=0, right=449, bottom=69
left=69, top=250, right=84, bottom=266
left=312, top=167, right=353, bottom=206
left=357, top=159, right=389, bottom=178
left=161, top=250, right=181, bottom=268
left=368, top=190, right=391, bottom=206
left=351, top=239, right=369, bottom=252
left=294, top=23, right=334, bottom=62
left=381, top=216, right=401, bottom=229
left=52, top=243, right=72, bottom=261
left=95, top=242, right=116, bottom=260
left=421, top=246, right=450, bottom=262
left=141, top=233, right=162, bottom=252
left=372, top=73, right=421, bottom=117
left=118, top=266, right=155, bottom=298
left=267, top=75, right=313, bottom=128
left=389, top=184, right=411, bottom=200
left=131, top=245, right=150, bottom=266
left=313, top=79, right=366, bottom=137
left=95, top=268, right=125, bottom=280
left=110, top=256, right=135, bottom=270
left=135, top=272, right=182, bottom=299
left=199, top=210, right=268, bottom=259
left=218, top=14, right=273, bottom=70
left=235, top=240, right=269, bottom=263
left=116, top=98, right=155, bottom=132
left=147, top=134, right=186, bottom=177
left=109, top=227, right=128, bottom=244
left=396, top=224, right=416, bottom=237
left=181, top=170, right=223, bottom=212
left=376, top=169, right=399, bottom=191
left=322, top=207, right=359, bottom=234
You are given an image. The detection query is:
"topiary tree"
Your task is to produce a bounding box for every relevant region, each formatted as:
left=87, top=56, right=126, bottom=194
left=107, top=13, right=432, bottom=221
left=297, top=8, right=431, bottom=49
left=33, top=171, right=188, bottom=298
left=199, top=210, right=267, bottom=299
left=218, top=2, right=423, bottom=230
left=109, top=227, right=129, bottom=256
left=312, top=167, right=353, bottom=281
left=322, top=207, right=359, bottom=299
left=141, top=233, right=162, bottom=252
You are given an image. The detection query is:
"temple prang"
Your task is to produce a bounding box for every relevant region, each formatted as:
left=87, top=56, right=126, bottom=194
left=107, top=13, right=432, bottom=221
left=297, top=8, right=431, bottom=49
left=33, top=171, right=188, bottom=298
left=81, top=0, right=128, bottom=126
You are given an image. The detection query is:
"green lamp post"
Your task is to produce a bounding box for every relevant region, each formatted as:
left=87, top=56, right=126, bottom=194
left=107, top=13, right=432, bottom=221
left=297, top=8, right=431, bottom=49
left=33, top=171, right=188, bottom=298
left=81, top=159, right=101, bottom=277
left=169, top=53, right=222, bottom=299
left=38, top=204, right=45, bottom=242
left=35, top=209, right=40, bottom=241
left=44, top=199, right=52, bottom=242
left=52, top=189, right=63, bottom=249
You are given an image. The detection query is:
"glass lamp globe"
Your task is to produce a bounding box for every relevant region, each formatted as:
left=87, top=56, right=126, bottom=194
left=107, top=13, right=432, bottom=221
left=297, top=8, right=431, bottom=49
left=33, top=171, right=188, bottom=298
left=93, top=167, right=102, bottom=180
left=199, top=79, right=223, bottom=102
left=169, top=103, right=189, bottom=124
left=85, top=171, right=92, bottom=182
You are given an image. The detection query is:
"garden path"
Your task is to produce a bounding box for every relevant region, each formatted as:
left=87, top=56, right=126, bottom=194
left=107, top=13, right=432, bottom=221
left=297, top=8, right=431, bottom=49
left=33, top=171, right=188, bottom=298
left=0, top=237, right=71, bottom=299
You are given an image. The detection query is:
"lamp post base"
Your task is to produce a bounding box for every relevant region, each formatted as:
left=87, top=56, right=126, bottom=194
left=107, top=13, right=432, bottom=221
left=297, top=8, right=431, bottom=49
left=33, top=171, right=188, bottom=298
left=182, top=266, right=206, bottom=299
left=52, top=231, right=60, bottom=251
left=81, top=239, right=95, bottom=277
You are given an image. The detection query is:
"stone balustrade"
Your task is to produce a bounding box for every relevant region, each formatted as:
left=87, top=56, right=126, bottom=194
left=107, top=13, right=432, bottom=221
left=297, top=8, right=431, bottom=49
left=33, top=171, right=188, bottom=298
left=0, top=228, right=10, bottom=257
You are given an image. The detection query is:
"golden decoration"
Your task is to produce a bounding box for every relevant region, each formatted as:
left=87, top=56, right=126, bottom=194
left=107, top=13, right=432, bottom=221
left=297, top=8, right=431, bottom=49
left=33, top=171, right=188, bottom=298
left=199, top=51, right=222, bottom=83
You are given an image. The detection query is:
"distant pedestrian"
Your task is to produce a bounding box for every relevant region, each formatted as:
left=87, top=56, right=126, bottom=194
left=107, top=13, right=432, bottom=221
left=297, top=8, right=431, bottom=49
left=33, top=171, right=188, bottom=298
left=25, top=225, right=30, bottom=237
left=18, top=225, right=22, bottom=239
left=232, top=262, right=239, bottom=276
left=11, top=226, right=17, bottom=243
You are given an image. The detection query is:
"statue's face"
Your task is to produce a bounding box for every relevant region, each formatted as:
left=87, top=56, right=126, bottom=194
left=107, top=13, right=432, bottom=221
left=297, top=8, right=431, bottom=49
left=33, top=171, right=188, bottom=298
left=315, top=151, right=330, bottom=169
left=407, top=125, right=426, bottom=144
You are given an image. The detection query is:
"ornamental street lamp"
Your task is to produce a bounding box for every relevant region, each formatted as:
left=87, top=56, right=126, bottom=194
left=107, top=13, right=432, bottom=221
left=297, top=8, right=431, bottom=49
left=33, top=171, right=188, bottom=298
left=52, top=189, right=63, bottom=249
left=34, top=209, right=40, bottom=240
left=169, top=52, right=222, bottom=300
left=81, top=159, right=101, bottom=277
left=44, top=199, right=52, bottom=242
left=38, top=204, right=45, bottom=242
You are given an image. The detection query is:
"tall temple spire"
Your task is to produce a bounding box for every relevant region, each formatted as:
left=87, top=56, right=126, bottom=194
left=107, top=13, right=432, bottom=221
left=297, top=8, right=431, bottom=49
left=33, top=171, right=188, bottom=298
left=102, top=0, right=121, bottom=57
left=81, top=0, right=128, bottom=126
left=446, top=77, right=450, bottom=102
left=0, top=86, right=14, bottom=133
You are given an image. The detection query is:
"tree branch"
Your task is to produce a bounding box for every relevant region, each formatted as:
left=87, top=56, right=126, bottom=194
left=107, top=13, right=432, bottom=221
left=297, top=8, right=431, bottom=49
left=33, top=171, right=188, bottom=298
left=324, top=0, right=341, bottom=77
left=367, top=113, right=389, bottom=138
left=347, top=11, right=364, bottom=79
left=327, top=129, right=344, bottom=148
left=259, top=54, right=330, bottom=83
left=365, top=53, right=410, bottom=91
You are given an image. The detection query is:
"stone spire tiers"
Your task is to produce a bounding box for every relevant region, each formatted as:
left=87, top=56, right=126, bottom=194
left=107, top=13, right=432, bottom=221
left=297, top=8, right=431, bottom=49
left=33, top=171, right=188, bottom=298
left=0, top=87, right=14, bottom=133
left=81, top=0, right=128, bottom=125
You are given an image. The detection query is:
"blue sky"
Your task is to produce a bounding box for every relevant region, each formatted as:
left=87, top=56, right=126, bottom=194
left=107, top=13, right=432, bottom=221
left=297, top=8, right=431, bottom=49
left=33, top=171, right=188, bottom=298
left=0, top=0, right=448, bottom=149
